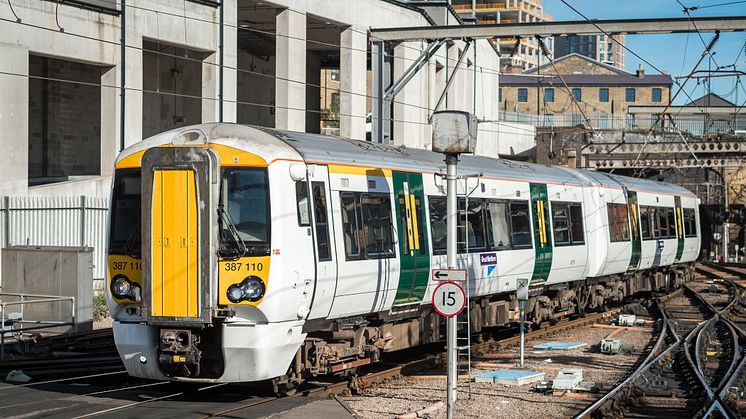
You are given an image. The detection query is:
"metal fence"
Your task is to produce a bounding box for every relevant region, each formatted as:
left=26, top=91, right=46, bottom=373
left=499, top=111, right=746, bottom=135
left=0, top=196, right=108, bottom=281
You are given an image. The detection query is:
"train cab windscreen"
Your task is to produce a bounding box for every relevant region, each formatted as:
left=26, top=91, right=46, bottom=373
left=109, top=169, right=142, bottom=255
left=219, top=167, right=271, bottom=257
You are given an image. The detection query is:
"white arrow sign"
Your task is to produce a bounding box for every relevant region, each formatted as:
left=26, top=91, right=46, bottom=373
left=432, top=269, right=467, bottom=282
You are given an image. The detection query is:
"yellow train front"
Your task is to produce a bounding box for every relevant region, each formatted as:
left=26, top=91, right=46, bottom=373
left=106, top=124, right=308, bottom=383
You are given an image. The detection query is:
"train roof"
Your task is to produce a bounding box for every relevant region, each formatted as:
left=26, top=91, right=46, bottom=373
left=257, top=126, right=697, bottom=198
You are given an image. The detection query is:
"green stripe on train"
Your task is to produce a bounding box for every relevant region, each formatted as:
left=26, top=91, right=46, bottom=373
left=530, top=183, right=553, bottom=286
left=392, top=171, right=431, bottom=305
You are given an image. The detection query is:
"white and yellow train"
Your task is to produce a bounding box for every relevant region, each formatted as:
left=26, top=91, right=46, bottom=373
left=107, top=123, right=700, bottom=392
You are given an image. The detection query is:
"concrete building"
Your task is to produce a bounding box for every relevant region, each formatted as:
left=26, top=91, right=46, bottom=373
left=554, top=34, right=625, bottom=69
left=0, top=0, right=533, bottom=198
left=499, top=53, right=672, bottom=127
left=451, top=0, right=552, bottom=72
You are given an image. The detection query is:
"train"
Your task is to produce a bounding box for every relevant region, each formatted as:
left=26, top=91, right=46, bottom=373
left=106, top=123, right=700, bottom=392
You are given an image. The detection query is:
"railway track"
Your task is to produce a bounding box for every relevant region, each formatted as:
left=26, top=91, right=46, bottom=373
left=577, top=267, right=746, bottom=419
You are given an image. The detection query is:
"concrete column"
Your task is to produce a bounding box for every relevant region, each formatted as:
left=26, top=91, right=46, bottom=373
left=340, top=26, right=367, bottom=140
left=275, top=9, right=306, bottom=132
left=125, top=34, right=143, bottom=147
left=0, top=43, right=28, bottom=195
left=101, top=67, right=117, bottom=178
left=223, top=0, right=238, bottom=123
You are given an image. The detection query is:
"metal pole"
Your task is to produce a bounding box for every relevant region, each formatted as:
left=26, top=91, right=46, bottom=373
left=218, top=0, right=224, bottom=122
left=519, top=300, right=526, bottom=368
left=724, top=170, right=729, bottom=263
left=446, top=153, right=459, bottom=419
left=119, top=0, right=126, bottom=151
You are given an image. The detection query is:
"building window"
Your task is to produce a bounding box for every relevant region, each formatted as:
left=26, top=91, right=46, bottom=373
left=143, top=41, right=204, bottom=138
left=499, top=87, right=503, bottom=103
left=572, top=88, right=582, bottom=102
left=544, top=88, right=554, bottom=103
left=599, top=88, right=609, bottom=103
left=28, top=55, right=103, bottom=186
left=625, top=88, right=636, bottom=102
left=652, top=87, right=662, bottom=103
left=518, top=88, right=528, bottom=103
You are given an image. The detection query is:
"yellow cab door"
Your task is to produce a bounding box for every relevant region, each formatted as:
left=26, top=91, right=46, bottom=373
left=151, top=169, right=199, bottom=318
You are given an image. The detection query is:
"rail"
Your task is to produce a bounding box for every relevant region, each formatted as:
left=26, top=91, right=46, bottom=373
left=0, top=292, right=76, bottom=359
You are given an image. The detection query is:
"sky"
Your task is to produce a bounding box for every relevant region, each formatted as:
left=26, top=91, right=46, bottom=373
left=541, top=0, right=746, bottom=105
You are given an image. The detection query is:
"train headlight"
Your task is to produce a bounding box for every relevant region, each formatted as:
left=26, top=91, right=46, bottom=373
left=226, top=276, right=265, bottom=303
left=111, top=274, right=140, bottom=301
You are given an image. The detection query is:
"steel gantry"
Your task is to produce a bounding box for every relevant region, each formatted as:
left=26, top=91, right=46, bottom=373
left=368, top=15, right=746, bottom=144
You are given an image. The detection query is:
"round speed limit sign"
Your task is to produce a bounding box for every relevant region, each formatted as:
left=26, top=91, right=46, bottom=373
left=432, top=281, right=466, bottom=317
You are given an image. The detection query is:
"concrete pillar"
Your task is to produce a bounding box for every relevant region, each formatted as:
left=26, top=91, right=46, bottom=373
left=0, top=43, right=29, bottom=195
left=223, top=0, right=238, bottom=123
left=275, top=9, right=306, bottom=132
left=125, top=35, right=143, bottom=147
left=101, top=67, right=118, bottom=178
left=340, top=26, right=367, bottom=140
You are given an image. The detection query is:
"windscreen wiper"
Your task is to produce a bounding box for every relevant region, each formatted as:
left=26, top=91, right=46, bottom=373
left=218, top=205, right=247, bottom=259
left=124, top=220, right=142, bottom=258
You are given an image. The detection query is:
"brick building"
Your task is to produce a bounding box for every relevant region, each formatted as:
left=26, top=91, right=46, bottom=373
left=499, top=53, right=673, bottom=125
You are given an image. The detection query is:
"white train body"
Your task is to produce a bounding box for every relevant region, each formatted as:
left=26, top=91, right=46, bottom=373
left=106, top=124, right=700, bottom=387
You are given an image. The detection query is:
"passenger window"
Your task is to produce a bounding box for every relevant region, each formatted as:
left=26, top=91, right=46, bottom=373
left=458, top=198, right=486, bottom=252
left=684, top=208, right=697, bottom=238
left=552, top=203, right=570, bottom=245
left=552, top=201, right=585, bottom=246
left=485, top=200, right=511, bottom=249
left=312, top=182, right=331, bottom=261
left=668, top=208, right=677, bottom=238
left=657, top=208, right=669, bottom=238
left=569, top=203, right=585, bottom=244
left=360, top=194, right=395, bottom=258
left=640, top=206, right=651, bottom=239
left=509, top=201, right=532, bottom=248
left=295, top=182, right=310, bottom=226
left=341, top=193, right=361, bottom=259
left=607, top=203, right=630, bottom=242
left=429, top=196, right=447, bottom=255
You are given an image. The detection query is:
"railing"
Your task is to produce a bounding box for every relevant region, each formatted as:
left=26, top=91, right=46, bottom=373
left=499, top=111, right=746, bottom=135
left=0, top=292, right=76, bottom=359
left=0, top=196, right=108, bottom=281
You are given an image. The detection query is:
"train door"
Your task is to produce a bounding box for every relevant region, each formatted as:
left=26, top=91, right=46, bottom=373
left=306, top=165, right=338, bottom=319
left=392, top=171, right=430, bottom=305
left=529, top=183, right=553, bottom=286
left=627, top=190, right=642, bottom=270
left=674, top=195, right=684, bottom=262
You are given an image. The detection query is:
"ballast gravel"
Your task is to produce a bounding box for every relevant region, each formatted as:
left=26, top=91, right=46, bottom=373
left=341, top=317, right=656, bottom=419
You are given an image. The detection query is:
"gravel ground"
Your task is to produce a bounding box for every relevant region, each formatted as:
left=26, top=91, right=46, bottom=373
left=342, top=317, right=657, bottom=419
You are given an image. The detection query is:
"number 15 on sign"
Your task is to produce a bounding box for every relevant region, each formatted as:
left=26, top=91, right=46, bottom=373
left=432, top=281, right=466, bottom=317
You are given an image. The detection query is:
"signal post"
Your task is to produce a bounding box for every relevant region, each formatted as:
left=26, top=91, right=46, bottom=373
left=430, top=111, right=478, bottom=419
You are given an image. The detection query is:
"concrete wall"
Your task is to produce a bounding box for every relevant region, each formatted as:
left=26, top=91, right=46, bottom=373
left=1, top=0, right=526, bottom=199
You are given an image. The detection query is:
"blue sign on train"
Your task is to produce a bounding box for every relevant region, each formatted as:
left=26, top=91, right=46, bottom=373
left=480, top=253, right=497, bottom=266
